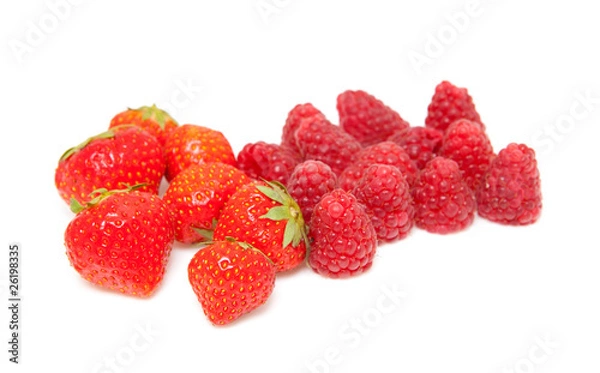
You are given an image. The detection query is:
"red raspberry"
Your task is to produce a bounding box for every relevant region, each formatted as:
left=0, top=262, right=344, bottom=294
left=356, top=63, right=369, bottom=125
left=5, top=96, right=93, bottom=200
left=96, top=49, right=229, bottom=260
left=387, top=126, right=443, bottom=169
left=338, top=141, right=418, bottom=190
left=476, top=143, right=542, bottom=225
left=294, top=116, right=363, bottom=176
left=352, top=164, right=414, bottom=242
left=439, top=119, right=495, bottom=191
left=281, top=103, right=327, bottom=157
left=337, top=90, right=410, bottom=147
left=237, top=141, right=301, bottom=185
left=412, top=157, right=476, bottom=234
left=425, top=81, right=483, bottom=132
left=308, top=189, right=377, bottom=278
left=287, top=160, right=337, bottom=222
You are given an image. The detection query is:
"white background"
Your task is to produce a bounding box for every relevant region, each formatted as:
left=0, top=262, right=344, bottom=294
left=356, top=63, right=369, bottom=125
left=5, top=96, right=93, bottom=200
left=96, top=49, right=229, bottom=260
left=1, top=1, right=599, bottom=372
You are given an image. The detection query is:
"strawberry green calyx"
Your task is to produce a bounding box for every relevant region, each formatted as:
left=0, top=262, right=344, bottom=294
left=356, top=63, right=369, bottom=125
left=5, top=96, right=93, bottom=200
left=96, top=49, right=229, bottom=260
left=192, top=218, right=218, bottom=241
left=70, top=183, right=147, bottom=214
left=59, top=129, right=116, bottom=163
left=58, top=125, right=143, bottom=163
left=137, top=104, right=178, bottom=130
left=257, top=180, right=309, bottom=249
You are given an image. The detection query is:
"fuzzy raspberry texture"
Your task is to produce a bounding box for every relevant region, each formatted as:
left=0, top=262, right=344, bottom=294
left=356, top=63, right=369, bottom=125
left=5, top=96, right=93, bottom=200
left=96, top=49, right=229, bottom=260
left=287, top=160, right=338, bottom=222
left=281, top=103, right=327, bottom=157
left=412, top=157, right=476, bottom=234
left=352, top=164, right=414, bottom=242
left=236, top=142, right=301, bottom=185
left=387, top=126, right=443, bottom=170
left=477, top=143, right=542, bottom=225
left=338, top=141, right=418, bottom=191
left=439, top=119, right=495, bottom=191
left=294, top=116, right=363, bottom=176
left=425, top=81, right=483, bottom=133
left=308, top=189, right=377, bottom=278
left=337, top=90, right=410, bottom=147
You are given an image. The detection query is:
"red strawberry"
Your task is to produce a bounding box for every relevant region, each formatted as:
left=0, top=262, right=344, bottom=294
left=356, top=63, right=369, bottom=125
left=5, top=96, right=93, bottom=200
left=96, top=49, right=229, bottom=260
left=236, top=142, right=301, bottom=185
left=109, top=104, right=178, bottom=146
left=412, top=157, right=476, bottom=234
left=387, top=126, right=443, bottom=169
left=55, top=126, right=165, bottom=207
left=352, top=164, right=414, bottom=242
left=477, top=143, right=542, bottom=225
left=213, top=181, right=308, bottom=272
left=281, top=103, right=326, bottom=157
left=425, top=81, right=483, bottom=132
left=287, top=160, right=338, bottom=222
left=164, top=124, right=237, bottom=181
left=64, top=186, right=174, bottom=297
left=188, top=240, right=276, bottom=326
left=439, top=119, right=495, bottom=191
left=163, top=162, right=252, bottom=244
left=294, top=116, right=363, bottom=176
left=308, top=189, right=377, bottom=278
left=337, top=90, right=410, bottom=146
left=338, top=141, right=418, bottom=191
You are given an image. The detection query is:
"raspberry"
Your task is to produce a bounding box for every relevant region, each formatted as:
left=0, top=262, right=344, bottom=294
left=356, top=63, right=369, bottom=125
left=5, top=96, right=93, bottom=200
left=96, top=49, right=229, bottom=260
left=387, top=126, right=443, bottom=169
left=337, top=90, right=410, bottom=146
left=425, top=81, right=483, bottom=132
left=294, top=116, right=363, bottom=176
left=476, top=143, right=542, bottom=225
left=352, top=164, right=414, bottom=242
left=338, top=141, right=418, bottom=190
left=287, top=160, right=338, bottom=222
left=412, top=157, right=476, bottom=234
left=308, top=189, right=377, bottom=278
left=439, top=119, right=495, bottom=191
left=281, top=103, right=327, bottom=157
left=236, top=141, right=301, bottom=185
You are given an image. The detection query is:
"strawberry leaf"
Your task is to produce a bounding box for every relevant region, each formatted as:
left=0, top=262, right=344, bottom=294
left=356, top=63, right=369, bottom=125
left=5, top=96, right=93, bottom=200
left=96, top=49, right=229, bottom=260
left=260, top=206, right=290, bottom=221
left=138, top=104, right=177, bottom=130
left=192, top=227, right=214, bottom=241
left=282, top=219, right=296, bottom=248
left=256, top=185, right=286, bottom=205
left=70, top=198, right=86, bottom=214
left=59, top=129, right=116, bottom=162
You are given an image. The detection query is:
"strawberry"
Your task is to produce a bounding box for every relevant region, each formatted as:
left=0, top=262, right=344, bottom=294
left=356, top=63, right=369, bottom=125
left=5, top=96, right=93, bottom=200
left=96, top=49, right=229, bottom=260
left=55, top=126, right=165, bottom=207
left=109, top=104, right=178, bottom=146
left=213, top=180, right=308, bottom=272
left=164, top=124, right=237, bottom=181
left=188, top=239, right=276, bottom=326
left=163, top=162, right=251, bottom=244
left=64, top=186, right=174, bottom=297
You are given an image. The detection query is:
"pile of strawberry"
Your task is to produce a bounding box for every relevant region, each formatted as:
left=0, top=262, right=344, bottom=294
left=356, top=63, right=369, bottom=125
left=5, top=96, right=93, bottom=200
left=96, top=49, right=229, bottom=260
left=55, top=81, right=542, bottom=326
